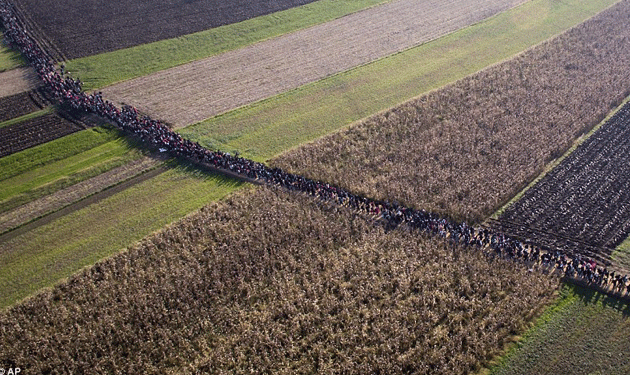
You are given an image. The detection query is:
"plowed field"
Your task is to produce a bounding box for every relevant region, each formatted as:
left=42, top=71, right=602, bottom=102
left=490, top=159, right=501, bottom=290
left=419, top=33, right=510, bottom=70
left=0, top=88, right=48, bottom=122
left=0, top=113, right=84, bottom=157
left=493, top=103, right=630, bottom=268
left=102, top=0, right=529, bottom=128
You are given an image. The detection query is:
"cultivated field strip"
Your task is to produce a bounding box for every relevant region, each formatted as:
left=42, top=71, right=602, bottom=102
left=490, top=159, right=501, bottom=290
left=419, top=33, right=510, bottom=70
left=273, top=0, right=630, bottom=224
left=0, top=66, right=37, bottom=97
left=0, top=187, right=558, bottom=374
left=11, top=0, right=320, bottom=59
left=493, top=104, right=630, bottom=264
left=102, top=0, right=529, bottom=128
left=0, top=156, right=163, bottom=234
left=0, top=88, right=47, bottom=122
left=0, top=112, right=85, bottom=157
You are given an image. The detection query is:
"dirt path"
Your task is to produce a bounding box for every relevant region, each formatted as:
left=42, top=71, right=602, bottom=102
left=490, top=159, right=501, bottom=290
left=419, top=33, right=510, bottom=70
left=0, top=67, right=39, bottom=98
left=102, top=0, right=529, bottom=128
left=0, top=157, right=164, bottom=238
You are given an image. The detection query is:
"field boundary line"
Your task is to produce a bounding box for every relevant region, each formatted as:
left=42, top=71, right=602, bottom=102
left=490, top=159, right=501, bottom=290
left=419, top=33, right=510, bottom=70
left=0, top=163, right=167, bottom=244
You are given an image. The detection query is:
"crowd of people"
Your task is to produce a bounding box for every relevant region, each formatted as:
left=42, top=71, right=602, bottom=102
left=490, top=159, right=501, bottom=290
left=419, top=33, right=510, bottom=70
left=2, top=0, right=629, bottom=298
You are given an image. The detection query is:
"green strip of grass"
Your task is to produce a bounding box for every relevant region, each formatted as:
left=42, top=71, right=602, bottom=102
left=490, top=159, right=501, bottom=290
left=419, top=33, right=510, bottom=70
left=178, top=0, right=619, bottom=162
left=0, top=138, right=144, bottom=213
left=0, top=106, right=54, bottom=129
left=0, top=126, right=122, bottom=181
left=0, top=31, right=26, bottom=71
left=0, top=165, right=244, bottom=308
left=487, top=283, right=630, bottom=375
left=64, top=0, right=391, bottom=91
left=612, top=239, right=630, bottom=273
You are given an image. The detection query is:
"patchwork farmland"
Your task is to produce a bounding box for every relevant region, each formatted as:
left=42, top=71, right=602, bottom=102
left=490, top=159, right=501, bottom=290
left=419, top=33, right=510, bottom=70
left=273, top=0, right=630, bottom=224
left=101, top=0, right=529, bottom=128
left=1, top=0, right=630, bottom=373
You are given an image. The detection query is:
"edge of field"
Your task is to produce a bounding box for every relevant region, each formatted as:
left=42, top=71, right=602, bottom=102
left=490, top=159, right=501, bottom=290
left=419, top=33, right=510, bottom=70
left=178, top=0, right=620, bottom=162
left=482, top=283, right=630, bottom=375
left=63, top=0, right=392, bottom=91
left=491, top=94, right=630, bottom=220
left=0, top=31, right=26, bottom=71
left=0, top=161, right=245, bottom=309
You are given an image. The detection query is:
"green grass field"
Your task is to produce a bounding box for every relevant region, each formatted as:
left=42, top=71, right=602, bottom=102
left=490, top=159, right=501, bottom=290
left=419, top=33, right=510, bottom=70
left=0, top=130, right=144, bottom=213
left=0, top=31, right=26, bottom=71
left=0, top=164, right=244, bottom=308
left=178, top=0, right=619, bottom=162
left=487, top=283, right=630, bottom=375
left=0, top=126, right=124, bottom=181
left=64, top=0, right=391, bottom=91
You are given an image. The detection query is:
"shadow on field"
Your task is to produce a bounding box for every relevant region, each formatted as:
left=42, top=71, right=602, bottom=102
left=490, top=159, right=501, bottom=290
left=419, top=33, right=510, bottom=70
left=569, top=282, right=630, bottom=317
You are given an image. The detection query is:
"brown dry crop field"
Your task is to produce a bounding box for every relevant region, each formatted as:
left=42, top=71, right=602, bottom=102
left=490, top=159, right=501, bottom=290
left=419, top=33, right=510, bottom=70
left=10, top=0, right=320, bottom=59
left=0, top=187, right=558, bottom=374
left=102, top=0, right=529, bottom=128
left=273, top=0, right=630, bottom=224
left=0, top=156, right=162, bottom=234
left=0, top=66, right=38, bottom=98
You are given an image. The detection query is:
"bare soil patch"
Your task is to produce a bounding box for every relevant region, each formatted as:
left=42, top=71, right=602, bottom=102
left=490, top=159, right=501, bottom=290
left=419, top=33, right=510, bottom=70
left=0, top=156, right=163, bottom=234
left=0, top=66, right=38, bottom=98
left=10, top=0, right=320, bottom=59
left=0, top=87, right=48, bottom=122
left=102, top=0, right=529, bottom=128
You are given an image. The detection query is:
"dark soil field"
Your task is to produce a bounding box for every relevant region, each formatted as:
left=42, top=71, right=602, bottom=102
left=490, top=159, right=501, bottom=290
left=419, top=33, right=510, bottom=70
left=0, top=112, right=84, bottom=157
left=492, top=103, right=630, bottom=269
left=10, top=0, right=320, bottom=60
left=0, top=87, right=47, bottom=122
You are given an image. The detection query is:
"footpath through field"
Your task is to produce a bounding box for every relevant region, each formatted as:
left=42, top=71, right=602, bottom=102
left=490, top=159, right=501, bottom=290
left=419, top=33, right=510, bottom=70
left=102, top=0, right=529, bottom=128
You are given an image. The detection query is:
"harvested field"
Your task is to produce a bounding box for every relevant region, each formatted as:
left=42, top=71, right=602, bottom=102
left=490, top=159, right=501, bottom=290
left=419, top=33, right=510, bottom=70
left=273, top=0, right=630, bottom=224
left=492, top=103, right=630, bottom=269
left=0, top=87, right=48, bottom=122
left=0, top=66, right=37, bottom=98
left=103, top=0, right=529, bottom=128
left=0, top=156, right=162, bottom=234
left=11, top=0, right=320, bottom=59
left=0, top=112, right=84, bottom=157
left=0, top=187, right=559, bottom=373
